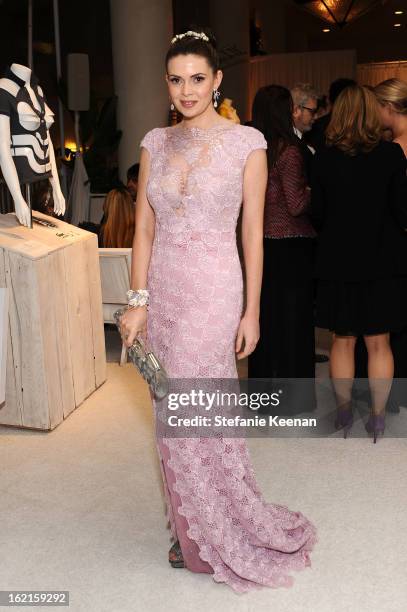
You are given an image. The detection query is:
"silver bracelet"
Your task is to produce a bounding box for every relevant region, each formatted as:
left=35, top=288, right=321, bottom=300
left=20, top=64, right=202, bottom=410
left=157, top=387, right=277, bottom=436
left=126, top=289, right=149, bottom=308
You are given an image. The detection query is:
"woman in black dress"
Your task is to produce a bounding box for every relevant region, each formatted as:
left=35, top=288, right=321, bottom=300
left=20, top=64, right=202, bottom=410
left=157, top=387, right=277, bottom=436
left=311, top=85, right=407, bottom=442
left=375, top=79, right=407, bottom=407
left=248, top=85, right=316, bottom=413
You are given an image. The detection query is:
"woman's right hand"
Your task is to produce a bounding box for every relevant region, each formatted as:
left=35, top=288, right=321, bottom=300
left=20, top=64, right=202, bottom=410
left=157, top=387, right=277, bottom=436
left=119, top=306, right=147, bottom=347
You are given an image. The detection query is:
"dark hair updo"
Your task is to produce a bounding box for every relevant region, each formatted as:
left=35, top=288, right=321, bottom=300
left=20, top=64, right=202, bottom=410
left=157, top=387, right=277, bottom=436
left=165, top=28, right=220, bottom=73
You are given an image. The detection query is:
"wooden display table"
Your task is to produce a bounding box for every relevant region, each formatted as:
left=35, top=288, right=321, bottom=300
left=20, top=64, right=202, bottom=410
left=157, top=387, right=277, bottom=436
left=0, top=211, right=107, bottom=430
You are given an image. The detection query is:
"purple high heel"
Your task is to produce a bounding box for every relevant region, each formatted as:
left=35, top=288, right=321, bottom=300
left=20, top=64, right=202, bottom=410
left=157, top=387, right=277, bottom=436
left=365, top=414, right=385, bottom=444
left=334, top=408, right=353, bottom=439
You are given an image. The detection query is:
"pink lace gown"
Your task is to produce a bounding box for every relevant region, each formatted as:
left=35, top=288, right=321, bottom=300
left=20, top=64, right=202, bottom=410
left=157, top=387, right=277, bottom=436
left=140, top=123, right=317, bottom=593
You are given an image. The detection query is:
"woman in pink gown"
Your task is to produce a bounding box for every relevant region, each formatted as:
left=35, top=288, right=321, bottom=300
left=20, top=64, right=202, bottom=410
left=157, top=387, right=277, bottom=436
left=120, top=30, right=317, bottom=594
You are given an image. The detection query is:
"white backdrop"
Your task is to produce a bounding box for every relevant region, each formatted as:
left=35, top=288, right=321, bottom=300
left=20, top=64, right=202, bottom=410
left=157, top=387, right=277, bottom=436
left=248, top=49, right=357, bottom=117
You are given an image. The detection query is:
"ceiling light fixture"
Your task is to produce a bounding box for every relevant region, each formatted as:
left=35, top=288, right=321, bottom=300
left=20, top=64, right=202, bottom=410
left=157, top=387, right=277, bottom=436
left=294, top=0, right=383, bottom=28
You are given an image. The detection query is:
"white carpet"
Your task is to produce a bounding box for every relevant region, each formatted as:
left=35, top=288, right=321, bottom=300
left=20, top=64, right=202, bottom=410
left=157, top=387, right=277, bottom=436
left=1, top=360, right=407, bottom=612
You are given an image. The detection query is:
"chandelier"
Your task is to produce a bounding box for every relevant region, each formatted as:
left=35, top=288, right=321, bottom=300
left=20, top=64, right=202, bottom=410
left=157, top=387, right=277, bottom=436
left=293, top=0, right=385, bottom=28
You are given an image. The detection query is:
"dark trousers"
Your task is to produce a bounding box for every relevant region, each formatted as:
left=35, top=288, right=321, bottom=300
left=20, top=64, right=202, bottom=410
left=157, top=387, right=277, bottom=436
left=249, top=238, right=315, bottom=379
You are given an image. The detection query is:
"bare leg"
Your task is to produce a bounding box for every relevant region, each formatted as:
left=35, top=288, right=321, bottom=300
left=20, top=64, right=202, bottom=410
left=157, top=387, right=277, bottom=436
left=364, top=333, right=393, bottom=416
left=330, top=334, right=357, bottom=411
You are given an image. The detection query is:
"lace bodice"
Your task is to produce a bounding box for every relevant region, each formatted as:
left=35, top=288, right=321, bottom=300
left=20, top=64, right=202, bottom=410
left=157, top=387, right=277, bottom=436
left=141, top=122, right=267, bottom=379
left=141, top=122, right=267, bottom=244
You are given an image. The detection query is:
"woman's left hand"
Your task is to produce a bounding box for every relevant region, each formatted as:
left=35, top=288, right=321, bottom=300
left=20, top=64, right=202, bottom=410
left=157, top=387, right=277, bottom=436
left=235, top=312, right=260, bottom=360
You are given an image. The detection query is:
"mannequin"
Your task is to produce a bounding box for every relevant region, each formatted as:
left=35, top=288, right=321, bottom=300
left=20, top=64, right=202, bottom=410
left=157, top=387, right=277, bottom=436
left=0, top=63, right=65, bottom=227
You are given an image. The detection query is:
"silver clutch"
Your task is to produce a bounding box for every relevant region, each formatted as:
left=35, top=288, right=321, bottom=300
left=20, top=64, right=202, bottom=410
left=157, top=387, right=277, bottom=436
left=114, top=308, right=169, bottom=400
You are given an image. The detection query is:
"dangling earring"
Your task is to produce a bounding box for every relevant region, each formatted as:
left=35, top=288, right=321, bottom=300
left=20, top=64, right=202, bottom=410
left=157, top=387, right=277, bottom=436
left=170, top=102, right=175, bottom=111
left=213, top=89, right=220, bottom=108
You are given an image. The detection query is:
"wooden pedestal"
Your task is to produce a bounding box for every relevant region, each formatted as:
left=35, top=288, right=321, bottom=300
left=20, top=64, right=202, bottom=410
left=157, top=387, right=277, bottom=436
left=0, top=211, right=107, bottom=430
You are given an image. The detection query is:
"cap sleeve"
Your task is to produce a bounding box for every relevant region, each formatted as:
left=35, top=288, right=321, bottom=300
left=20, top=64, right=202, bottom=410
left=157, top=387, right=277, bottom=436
left=241, top=126, right=267, bottom=164
left=140, top=127, right=163, bottom=157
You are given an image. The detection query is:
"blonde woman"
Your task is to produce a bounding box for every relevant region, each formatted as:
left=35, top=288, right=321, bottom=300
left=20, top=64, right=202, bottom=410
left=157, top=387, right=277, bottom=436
left=311, top=85, right=407, bottom=442
left=375, top=78, right=407, bottom=156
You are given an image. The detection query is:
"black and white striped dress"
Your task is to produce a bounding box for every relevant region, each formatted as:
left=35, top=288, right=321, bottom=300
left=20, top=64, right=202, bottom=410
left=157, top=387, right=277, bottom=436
left=0, top=66, right=54, bottom=184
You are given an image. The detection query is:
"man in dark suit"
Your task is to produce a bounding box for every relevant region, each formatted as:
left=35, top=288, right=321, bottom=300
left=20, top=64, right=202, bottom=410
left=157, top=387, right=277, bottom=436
left=306, top=78, right=356, bottom=151
left=291, top=83, right=330, bottom=364
left=291, top=83, right=318, bottom=179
